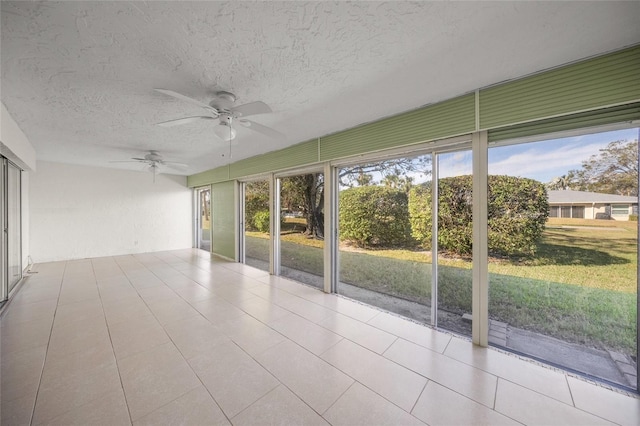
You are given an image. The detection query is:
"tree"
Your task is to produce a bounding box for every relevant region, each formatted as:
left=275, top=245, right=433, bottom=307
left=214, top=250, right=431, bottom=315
left=546, top=175, right=571, bottom=190
left=281, top=174, right=325, bottom=238
left=282, top=156, right=431, bottom=240
left=382, top=167, right=415, bottom=193
left=565, top=139, right=638, bottom=196
left=339, top=157, right=430, bottom=188
left=355, top=172, right=374, bottom=187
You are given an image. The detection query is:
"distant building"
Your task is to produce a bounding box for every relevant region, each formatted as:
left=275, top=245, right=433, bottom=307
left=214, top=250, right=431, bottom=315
left=548, top=190, right=638, bottom=221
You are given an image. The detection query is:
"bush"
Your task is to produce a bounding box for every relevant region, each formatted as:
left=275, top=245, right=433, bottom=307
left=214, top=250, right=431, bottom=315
left=339, top=186, right=413, bottom=248
left=487, top=175, right=548, bottom=256
left=408, top=178, right=474, bottom=255
left=408, top=184, right=431, bottom=248
left=245, top=181, right=269, bottom=232
left=253, top=210, right=271, bottom=233
left=408, top=175, right=548, bottom=256
left=629, top=214, right=638, bottom=222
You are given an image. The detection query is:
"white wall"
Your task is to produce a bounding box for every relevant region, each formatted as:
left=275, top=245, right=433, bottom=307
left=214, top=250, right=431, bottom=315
left=1, top=103, right=37, bottom=171
left=30, top=161, right=192, bottom=262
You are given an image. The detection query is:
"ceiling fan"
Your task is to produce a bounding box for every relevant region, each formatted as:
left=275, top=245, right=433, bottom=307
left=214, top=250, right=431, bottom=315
left=154, top=89, right=284, bottom=142
left=110, top=150, right=187, bottom=182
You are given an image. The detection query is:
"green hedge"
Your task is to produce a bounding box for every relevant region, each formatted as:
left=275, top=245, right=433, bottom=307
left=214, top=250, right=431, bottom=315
left=245, top=181, right=269, bottom=232
left=339, top=186, right=413, bottom=248
left=488, top=175, right=548, bottom=256
left=409, top=175, right=548, bottom=256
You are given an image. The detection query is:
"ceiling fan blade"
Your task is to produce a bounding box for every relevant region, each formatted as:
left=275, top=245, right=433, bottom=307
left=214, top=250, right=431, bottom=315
left=162, top=160, right=188, bottom=167
left=232, top=101, right=272, bottom=117
left=109, top=160, right=145, bottom=163
left=154, top=89, right=219, bottom=113
left=156, top=116, right=216, bottom=127
left=239, top=119, right=284, bottom=139
left=165, top=163, right=189, bottom=170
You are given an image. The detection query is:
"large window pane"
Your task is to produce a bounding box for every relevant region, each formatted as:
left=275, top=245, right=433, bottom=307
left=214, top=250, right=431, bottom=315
left=436, top=150, right=473, bottom=336
left=1, top=158, right=6, bottom=302
left=338, top=155, right=433, bottom=324
left=7, top=162, right=21, bottom=292
left=196, top=188, right=211, bottom=251
left=488, top=127, right=638, bottom=390
left=244, top=180, right=270, bottom=272
left=279, top=173, right=324, bottom=288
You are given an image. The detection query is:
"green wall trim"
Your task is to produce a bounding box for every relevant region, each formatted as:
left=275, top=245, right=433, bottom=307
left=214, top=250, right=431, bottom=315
left=211, top=181, right=236, bottom=259
left=188, top=165, right=229, bottom=188
left=488, top=102, right=640, bottom=142
left=319, top=94, right=476, bottom=161
left=189, top=46, right=640, bottom=185
left=479, top=45, right=640, bottom=130
left=229, top=139, right=318, bottom=179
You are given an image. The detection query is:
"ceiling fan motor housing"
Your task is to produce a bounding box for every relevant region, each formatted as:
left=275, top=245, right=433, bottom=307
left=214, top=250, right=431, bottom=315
left=210, top=91, right=236, bottom=111
left=218, top=113, right=233, bottom=126
left=146, top=151, right=163, bottom=161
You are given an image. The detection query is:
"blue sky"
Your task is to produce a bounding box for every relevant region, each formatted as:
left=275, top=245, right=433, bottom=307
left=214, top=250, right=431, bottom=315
left=344, top=127, right=639, bottom=186
left=487, top=128, right=639, bottom=183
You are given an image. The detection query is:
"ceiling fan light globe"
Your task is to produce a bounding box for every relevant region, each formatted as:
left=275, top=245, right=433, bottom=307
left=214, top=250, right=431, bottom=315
left=214, top=123, right=237, bottom=141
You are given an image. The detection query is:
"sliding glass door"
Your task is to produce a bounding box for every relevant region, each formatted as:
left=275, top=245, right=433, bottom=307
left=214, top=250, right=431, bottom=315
left=241, top=179, right=270, bottom=272
left=278, top=172, right=325, bottom=288
left=435, top=150, right=473, bottom=336
left=195, top=187, right=211, bottom=251
left=1, top=158, right=6, bottom=302
left=7, top=161, right=21, bottom=292
left=334, top=142, right=472, bottom=337
left=336, top=153, right=433, bottom=323
left=1, top=157, right=22, bottom=301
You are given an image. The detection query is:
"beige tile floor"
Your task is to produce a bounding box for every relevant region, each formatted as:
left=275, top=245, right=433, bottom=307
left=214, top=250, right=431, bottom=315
left=1, top=249, right=639, bottom=425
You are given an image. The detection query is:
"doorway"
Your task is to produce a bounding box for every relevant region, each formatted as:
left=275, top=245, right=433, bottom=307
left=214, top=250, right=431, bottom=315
left=241, top=179, right=271, bottom=272
left=196, top=187, right=211, bottom=251
left=1, top=157, right=22, bottom=303
left=335, top=143, right=473, bottom=337
left=277, top=171, right=325, bottom=289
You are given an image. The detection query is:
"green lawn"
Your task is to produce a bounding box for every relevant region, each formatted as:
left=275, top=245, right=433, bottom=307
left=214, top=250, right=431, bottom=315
left=245, top=217, right=638, bottom=355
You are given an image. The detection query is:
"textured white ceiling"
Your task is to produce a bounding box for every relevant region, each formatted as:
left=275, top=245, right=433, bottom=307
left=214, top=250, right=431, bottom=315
left=2, top=1, right=639, bottom=175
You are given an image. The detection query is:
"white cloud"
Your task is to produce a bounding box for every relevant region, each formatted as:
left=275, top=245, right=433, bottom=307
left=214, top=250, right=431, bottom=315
left=488, top=142, right=607, bottom=181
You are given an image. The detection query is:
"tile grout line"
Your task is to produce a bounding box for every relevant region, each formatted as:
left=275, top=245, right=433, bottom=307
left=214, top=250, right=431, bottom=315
left=128, top=252, right=232, bottom=424
left=227, top=264, right=471, bottom=420
left=189, top=263, right=356, bottom=421
left=29, top=260, right=67, bottom=426
left=437, top=340, right=598, bottom=408
left=565, top=374, right=577, bottom=407
left=376, top=338, right=504, bottom=412
left=116, top=257, right=203, bottom=421
left=153, top=252, right=234, bottom=424
left=493, top=378, right=527, bottom=426
left=316, top=337, right=429, bottom=417
left=191, top=261, right=329, bottom=418
left=96, top=257, right=135, bottom=426
left=441, top=332, right=453, bottom=354
left=493, top=377, right=618, bottom=426
left=409, top=379, right=429, bottom=416
left=246, top=338, right=340, bottom=421
left=492, top=376, right=499, bottom=410
left=319, top=380, right=357, bottom=421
